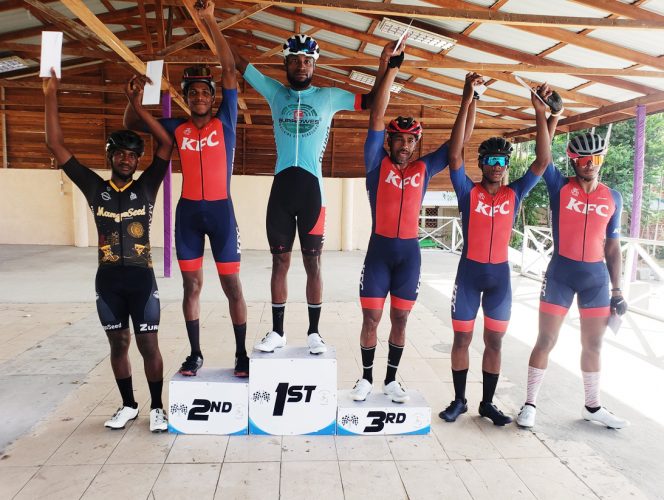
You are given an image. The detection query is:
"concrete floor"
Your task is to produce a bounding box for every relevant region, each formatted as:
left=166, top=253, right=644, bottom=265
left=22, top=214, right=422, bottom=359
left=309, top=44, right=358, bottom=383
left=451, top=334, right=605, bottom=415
left=0, top=244, right=662, bottom=499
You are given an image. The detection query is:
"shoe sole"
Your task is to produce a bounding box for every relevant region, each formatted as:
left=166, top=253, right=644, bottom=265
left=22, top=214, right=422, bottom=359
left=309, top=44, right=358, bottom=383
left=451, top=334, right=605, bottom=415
left=516, top=422, right=534, bottom=428
left=150, top=426, right=167, bottom=433
left=254, top=343, right=286, bottom=353
left=438, top=408, right=467, bottom=422
left=178, top=370, right=198, bottom=376
left=234, top=370, right=249, bottom=378
left=583, top=418, right=625, bottom=429
left=480, top=413, right=512, bottom=426
left=309, top=348, right=326, bottom=355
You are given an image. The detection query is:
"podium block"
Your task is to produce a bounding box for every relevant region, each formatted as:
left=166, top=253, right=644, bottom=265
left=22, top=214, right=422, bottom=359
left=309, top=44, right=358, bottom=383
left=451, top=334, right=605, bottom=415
left=168, top=368, right=248, bottom=435
left=336, top=389, right=431, bottom=435
left=249, top=347, right=337, bottom=435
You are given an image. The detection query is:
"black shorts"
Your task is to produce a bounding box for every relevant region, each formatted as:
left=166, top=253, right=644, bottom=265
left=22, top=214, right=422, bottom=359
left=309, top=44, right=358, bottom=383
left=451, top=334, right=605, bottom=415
left=266, top=168, right=325, bottom=256
left=95, top=266, right=160, bottom=334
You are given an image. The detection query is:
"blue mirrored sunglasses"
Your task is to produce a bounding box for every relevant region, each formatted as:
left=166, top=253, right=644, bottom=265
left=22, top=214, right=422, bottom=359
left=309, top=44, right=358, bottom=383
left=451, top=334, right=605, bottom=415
left=288, top=39, right=316, bottom=51
left=482, top=155, right=509, bottom=168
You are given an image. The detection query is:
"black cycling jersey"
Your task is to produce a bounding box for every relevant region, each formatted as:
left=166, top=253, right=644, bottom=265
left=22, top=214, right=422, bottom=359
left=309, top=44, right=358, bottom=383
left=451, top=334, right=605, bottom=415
left=61, top=156, right=169, bottom=268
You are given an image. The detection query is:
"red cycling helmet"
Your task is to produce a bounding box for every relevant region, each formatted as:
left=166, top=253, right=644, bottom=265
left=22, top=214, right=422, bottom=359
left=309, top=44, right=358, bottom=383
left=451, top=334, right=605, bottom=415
left=386, top=116, right=422, bottom=141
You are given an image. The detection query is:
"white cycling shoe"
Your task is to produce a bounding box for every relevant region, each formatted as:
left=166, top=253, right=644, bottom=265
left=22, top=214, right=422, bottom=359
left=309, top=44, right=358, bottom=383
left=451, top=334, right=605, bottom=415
left=582, top=406, right=629, bottom=429
left=516, top=404, right=536, bottom=428
left=350, top=379, right=373, bottom=401
left=383, top=381, right=409, bottom=403
left=307, top=333, right=327, bottom=354
left=150, top=408, right=168, bottom=433
left=254, top=331, right=287, bottom=352
left=104, top=406, right=138, bottom=429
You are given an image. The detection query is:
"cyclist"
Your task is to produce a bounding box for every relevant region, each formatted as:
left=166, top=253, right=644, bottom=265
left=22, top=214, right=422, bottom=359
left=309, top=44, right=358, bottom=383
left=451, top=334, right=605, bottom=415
left=516, top=130, right=629, bottom=429
left=439, top=74, right=554, bottom=426
left=44, top=69, right=172, bottom=432
left=234, top=35, right=394, bottom=354
left=349, top=41, right=450, bottom=403
left=123, top=1, right=249, bottom=378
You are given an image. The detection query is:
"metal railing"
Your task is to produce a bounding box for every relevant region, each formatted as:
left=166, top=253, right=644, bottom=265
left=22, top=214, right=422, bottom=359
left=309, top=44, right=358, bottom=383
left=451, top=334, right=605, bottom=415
left=419, top=216, right=664, bottom=321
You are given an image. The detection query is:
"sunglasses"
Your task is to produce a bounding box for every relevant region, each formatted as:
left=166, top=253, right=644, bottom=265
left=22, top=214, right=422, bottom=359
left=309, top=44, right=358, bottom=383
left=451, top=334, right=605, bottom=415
left=481, top=155, right=510, bottom=168
left=576, top=155, right=604, bottom=166
left=287, top=39, right=317, bottom=52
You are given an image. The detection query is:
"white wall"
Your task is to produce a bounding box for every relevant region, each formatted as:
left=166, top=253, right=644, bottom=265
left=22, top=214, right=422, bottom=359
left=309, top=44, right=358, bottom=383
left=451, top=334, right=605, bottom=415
left=0, top=169, right=373, bottom=251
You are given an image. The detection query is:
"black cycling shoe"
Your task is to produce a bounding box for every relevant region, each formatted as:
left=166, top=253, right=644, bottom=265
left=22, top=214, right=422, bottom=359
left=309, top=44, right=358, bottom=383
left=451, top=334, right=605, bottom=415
left=179, top=353, right=204, bottom=376
left=234, top=355, right=250, bottom=378
left=439, top=399, right=468, bottom=422
left=479, top=401, right=513, bottom=426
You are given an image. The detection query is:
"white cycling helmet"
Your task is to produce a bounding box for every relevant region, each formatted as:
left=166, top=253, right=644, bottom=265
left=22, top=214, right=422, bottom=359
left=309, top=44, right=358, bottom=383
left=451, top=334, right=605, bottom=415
left=567, top=132, right=606, bottom=158
left=283, top=34, right=320, bottom=61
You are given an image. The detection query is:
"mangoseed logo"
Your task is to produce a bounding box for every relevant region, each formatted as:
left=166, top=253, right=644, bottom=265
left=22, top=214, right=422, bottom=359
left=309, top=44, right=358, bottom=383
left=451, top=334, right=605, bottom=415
left=279, top=103, right=320, bottom=137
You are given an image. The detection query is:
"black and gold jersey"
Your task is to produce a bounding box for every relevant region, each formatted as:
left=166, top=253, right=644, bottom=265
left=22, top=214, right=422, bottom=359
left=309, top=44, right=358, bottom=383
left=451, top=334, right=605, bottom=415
left=61, top=156, right=169, bottom=268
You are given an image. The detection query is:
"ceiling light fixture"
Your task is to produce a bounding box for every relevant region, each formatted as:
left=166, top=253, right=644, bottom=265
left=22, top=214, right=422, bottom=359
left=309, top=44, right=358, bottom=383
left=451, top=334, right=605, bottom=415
left=377, top=18, right=456, bottom=50
left=350, top=70, right=404, bottom=93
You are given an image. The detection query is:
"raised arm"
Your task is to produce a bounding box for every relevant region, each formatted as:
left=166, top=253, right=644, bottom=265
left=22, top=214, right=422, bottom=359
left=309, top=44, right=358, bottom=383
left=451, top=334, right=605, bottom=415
left=529, top=83, right=552, bottom=176
left=198, top=1, right=236, bottom=89
left=43, top=69, right=72, bottom=165
left=449, top=72, right=483, bottom=171
left=364, top=38, right=402, bottom=110
left=368, top=41, right=403, bottom=131
left=125, top=76, right=173, bottom=161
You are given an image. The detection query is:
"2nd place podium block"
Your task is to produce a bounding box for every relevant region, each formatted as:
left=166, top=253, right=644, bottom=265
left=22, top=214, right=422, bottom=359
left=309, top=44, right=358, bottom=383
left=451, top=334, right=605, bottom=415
left=168, top=369, right=249, bottom=435
left=249, top=346, right=337, bottom=435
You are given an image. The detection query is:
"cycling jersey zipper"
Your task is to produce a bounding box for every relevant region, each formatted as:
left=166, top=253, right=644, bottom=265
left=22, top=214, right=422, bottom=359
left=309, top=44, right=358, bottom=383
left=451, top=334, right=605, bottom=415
left=295, top=91, right=300, bottom=167
left=118, top=190, right=124, bottom=266
left=198, top=129, right=204, bottom=199
left=581, top=190, right=589, bottom=261
left=396, top=166, right=406, bottom=238
left=488, top=192, right=495, bottom=263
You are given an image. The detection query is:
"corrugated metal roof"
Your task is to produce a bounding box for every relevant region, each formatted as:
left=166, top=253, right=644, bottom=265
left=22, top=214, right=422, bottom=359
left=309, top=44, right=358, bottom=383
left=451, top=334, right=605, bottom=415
left=464, top=24, right=558, bottom=56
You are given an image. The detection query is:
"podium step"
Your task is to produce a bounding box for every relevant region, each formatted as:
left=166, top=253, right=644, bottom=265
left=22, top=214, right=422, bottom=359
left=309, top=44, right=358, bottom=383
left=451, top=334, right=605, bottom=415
left=168, top=368, right=248, bottom=435
left=249, top=346, right=337, bottom=435
left=336, top=389, right=431, bottom=435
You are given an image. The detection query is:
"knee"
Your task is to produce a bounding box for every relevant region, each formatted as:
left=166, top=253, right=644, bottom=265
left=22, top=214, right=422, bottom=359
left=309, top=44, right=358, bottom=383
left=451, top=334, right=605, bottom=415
left=108, top=334, right=130, bottom=357
left=302, top=255, right=321, bottom=275
left=452, top=333, right=472, bottom=350
left=484, top=333, right=504, bottom=352
left=222, top=278, right=243, bottom=302
left=582, top=339, right=603, bottom=356
left=535, top=334, right=557, bottom=353
left=183, top=277, right=203, bottom=297
left=362, top=314, right=380, bottom=333
left=273, top=254, right=290, bottom=274
left=391, top=309, right=409, bottom=330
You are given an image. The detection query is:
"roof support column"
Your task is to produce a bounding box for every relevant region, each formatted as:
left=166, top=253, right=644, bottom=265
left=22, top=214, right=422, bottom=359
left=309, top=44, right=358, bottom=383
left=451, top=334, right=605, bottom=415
left=341, top=178, right=355, bottom=251
left=72, top=184, right=89, bottom=247
left=162, top=91, right=173, bottom=278
left=630, top=104, right=646, bottom=240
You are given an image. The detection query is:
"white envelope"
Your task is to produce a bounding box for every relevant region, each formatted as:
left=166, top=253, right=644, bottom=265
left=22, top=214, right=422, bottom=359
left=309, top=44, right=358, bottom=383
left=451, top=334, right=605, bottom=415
left=40, top=31, right=63, bottom=78
left=142, top=60, right=164, bottom=106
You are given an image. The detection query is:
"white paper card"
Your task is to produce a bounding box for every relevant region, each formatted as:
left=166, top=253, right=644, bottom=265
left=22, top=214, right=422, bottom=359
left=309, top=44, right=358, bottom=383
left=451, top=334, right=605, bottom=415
left=142, top=60, right=164, bottom=106
left=514, top=75, right=546, bottom=105
left=40, top=31, right=63, bottom=78
left=608, top=313, right=622, bottom=335
left=393, top=19, right=413, bottom=55
left=474, top=83, right=488, bottom=96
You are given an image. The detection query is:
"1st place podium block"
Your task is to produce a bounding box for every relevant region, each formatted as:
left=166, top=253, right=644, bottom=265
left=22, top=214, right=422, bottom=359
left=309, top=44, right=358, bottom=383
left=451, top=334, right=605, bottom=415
left=249, top=346, right=337, bottom=435
left=336, top=389, right=431, bottom=435
left=168, top=368, right=248, bottom=435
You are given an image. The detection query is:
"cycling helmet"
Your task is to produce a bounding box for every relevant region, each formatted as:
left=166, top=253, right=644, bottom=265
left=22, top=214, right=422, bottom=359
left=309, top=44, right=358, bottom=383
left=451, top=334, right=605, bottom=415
left=566, top=132, right=606, bottom=158
left=283, top=34, right=320, bottom=61
left=106, top=130, right=144, bottom=157
left=386, top=116, right=423, bottom=140
left=181, top=66, right=216, bottom=96
left=478, top=137, right=513, bottom=158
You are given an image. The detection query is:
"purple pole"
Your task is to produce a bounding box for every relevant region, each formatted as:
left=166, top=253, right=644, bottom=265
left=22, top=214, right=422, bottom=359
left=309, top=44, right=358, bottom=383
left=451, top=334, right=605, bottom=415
left=162, top=91, right=173, bottom=278
left=630, top=105, right=646, bottom=280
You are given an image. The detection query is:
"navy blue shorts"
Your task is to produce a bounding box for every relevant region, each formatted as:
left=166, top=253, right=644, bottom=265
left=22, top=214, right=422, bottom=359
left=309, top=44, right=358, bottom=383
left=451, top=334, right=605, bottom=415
left=451, top=259, right=511, bottom=333
left=540, top=255, right=610, bottom=318
left=359, top=235, right=420, bottom=311
left=95, top=266, right=160, bottom=334
left=175, top=198, right=241, bottom=274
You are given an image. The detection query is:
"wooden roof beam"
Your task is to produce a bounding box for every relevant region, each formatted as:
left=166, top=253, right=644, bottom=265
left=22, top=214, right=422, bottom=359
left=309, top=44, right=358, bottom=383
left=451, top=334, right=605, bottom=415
left=230, top=0, right=664, bottom=29
left=59, top=0, right=188, bottom=113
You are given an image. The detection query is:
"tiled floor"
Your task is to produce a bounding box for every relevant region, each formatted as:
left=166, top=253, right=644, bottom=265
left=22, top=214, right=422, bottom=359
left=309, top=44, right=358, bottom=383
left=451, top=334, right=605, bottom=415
left=0, top=247, right=661, bottom=499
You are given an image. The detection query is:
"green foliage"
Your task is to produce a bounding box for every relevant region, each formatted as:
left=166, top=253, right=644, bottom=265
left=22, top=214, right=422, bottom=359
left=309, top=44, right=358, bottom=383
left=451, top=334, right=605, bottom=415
left=509, top=113, right=664, bottom=240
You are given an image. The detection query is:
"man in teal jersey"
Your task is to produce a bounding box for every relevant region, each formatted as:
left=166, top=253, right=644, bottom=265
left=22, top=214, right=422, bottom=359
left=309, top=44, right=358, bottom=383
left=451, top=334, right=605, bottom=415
left=234, top=35, right=394, bottom=354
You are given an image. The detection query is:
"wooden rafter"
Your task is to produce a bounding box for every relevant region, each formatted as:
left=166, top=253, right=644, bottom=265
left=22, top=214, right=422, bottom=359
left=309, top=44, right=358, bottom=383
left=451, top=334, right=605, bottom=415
left=230, top=0, right=664, bottom=29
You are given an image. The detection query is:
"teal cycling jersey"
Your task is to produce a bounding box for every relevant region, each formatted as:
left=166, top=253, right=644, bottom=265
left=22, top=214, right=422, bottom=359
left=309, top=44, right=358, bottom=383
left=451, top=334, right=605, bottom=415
left=244, top=64, right=362, bottom=180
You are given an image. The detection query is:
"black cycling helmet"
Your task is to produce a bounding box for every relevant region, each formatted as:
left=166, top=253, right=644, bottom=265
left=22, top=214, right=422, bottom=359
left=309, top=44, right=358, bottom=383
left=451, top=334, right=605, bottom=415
left=478, top=137, right=513, bottom=158
left=106, top=130, right=144, bottom=157
left=567, top=132, right=606, bottom=158
left=386, top=116, right=423, bottom=141
left=181, top=66, right=216, bottom=97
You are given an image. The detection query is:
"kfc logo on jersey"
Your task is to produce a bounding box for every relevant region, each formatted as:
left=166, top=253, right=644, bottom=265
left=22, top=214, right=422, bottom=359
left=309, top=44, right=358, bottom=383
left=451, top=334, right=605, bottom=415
left=565, top=197, right=609, bottom=216
left=181, top=130, right=220, bottom=151
left=474, top=200, right=510, bottom=216
left=385, top=170, right=421, bottom=189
